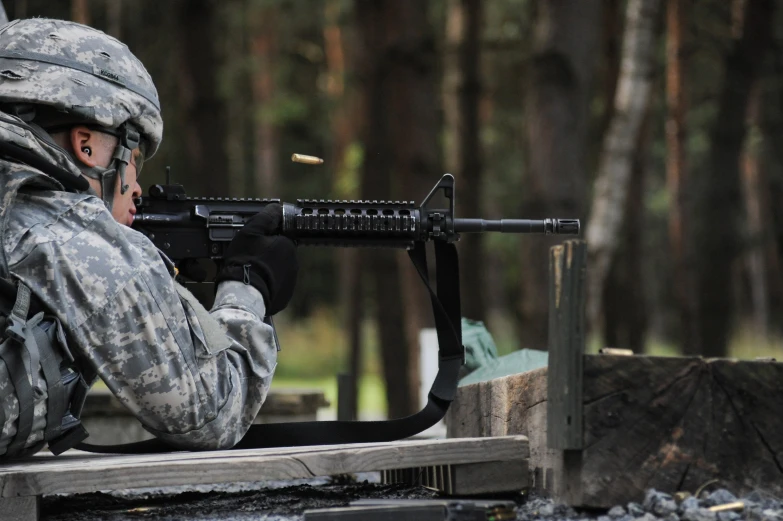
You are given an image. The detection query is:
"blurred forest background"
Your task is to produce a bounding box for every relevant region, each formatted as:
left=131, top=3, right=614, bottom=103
left=8, top=0, right=783, bottom=419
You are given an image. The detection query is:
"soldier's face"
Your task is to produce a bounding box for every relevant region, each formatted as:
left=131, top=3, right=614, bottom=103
left=111, top=150, right=143, bottom=227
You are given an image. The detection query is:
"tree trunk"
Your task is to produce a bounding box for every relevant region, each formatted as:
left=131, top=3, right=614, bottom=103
left=13, top=0, right=27, bottom=19
left=603, top=107, right=652, bottom=352
left=521, top=0, right=601, bottom=350
left=249, top=5, right=278, bottom=196
left=756, top=64, right=783, bottom=336
left=106, top=0, right=122, bottom=38
left=741, top=76, right=783, bottom=341
left=71, top=0, right=89, bottom=24
left=585, top=0, right=661, bottom=339
left=176, top=0, right=230, bottom=196
left=696, top=0, right=774, bottom=358
left=385, top=0, right=439, bottom=413
left=355, top=1, right=418, bottom=418
left=665, top=0, right=700, bottom=355
left=742, top=85, right=768, bottom=339
left=326, top=0, right=363, bottom=419
left=600, top=0, right=622, bottom=136
left=444, top=0, right=485, bottom=322
left=224, top=0, right=251, bottom=196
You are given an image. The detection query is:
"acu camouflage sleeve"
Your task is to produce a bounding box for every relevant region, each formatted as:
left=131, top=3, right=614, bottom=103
left=9, top=197, right=277, bottom=450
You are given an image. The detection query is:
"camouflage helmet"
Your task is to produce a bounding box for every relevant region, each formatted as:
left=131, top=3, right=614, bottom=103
left=0, top=18, right=163, bottom=208
left=0, top=18, right=162, bottom=158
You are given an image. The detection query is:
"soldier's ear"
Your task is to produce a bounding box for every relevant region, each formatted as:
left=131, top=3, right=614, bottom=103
left=70, top=126, right=100, bottom=168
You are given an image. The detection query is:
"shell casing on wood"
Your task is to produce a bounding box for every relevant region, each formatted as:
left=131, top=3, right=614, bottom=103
left=291, top=154, right=324, bottom=165
left=598, top=347, right=634, bottom=356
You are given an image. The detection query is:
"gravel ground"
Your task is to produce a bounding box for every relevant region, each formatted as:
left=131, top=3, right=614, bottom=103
left=41, top=482, right=781, bottom=521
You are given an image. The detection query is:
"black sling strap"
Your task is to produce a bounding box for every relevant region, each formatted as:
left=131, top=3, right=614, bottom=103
left=75, top=240, right=464, bottom=454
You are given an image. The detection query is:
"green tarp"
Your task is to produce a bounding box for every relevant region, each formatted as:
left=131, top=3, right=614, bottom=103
left=459, top=318, right=549, bottom=387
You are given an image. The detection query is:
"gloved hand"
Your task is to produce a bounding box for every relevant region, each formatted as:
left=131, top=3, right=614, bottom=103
left=214, top=203, right=298, bottom=315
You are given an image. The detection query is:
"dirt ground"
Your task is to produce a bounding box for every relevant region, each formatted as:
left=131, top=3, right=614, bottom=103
left=41, top=480, right=468, bottom=521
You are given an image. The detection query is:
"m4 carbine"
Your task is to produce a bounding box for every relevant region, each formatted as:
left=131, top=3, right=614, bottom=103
left=132, top=173, right=579, bottom=262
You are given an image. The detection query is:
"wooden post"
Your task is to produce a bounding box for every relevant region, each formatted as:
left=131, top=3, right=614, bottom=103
left=547, top=240, right=586, bottom=450
left=337, top=373, right=354, bottom=421
left=0, top=496, right=39, bottom=521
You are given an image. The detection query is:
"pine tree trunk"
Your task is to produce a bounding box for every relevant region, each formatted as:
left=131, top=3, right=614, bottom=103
left=604, top=107, right=652, bottom=352
left=600, top=0, right=622, bottom=135
left=444, top=0, right=484, bottom=322
left=250, top=6, right=278, bottom=196
left=176, top=0, right=230, bottom=195
left=741, top=77, right=783, bottom=341
left=665, top=0, right=700, bottom=355
left=756, top=68, right=783, bottom=336
left=585, top=0, right=661, bottom=340
left=355, top=1, right=418, bottom=418
left=742, top=86, right=768, bottom=339
left=696, top=0, right=774, bottom=358
left=224, top=0, right=251, bottom=196
left=12, top=0, right=27, bottom=19
left=326, top=0, right=362, bottom=419
left=106, top=0, right=122, bottom=38
left=71, top=0, right=89, bottom=24
left=521, top=0, right=601, bottom=349
left=384, top=0, right=439, bottom=414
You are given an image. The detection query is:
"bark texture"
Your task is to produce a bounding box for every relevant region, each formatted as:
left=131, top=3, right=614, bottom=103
left=444, top=0, right=485, bottom=322
left=176, top=0, right=230, bottom=195
left=695, top=0, right=774, bottom=357
left=249, top=8, right=279, bottom=197
left=521, top=0, right=601, bottom=349
left=664, top=0, right=700, bottom=354
left=70, top=0, right=89, bottom=25
left=355, top=0, right=439, bottom=417
left=585, top=0, right=661, bottom=338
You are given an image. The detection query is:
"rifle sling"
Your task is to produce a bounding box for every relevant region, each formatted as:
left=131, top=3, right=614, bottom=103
left=75, top=240, right=463, bottom=454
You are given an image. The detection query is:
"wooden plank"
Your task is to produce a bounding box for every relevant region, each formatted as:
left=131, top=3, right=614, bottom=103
left=0, top=436, right=528, bottom=498
left=450, top=460, right=528, bottom=495
left=2, top=439, right=457, bottom=473
left=0, top=496, right=39, bottom=521
left=547, top=240, right=586, bottom=450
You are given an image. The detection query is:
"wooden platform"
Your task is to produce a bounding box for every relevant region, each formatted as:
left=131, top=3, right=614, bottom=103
left=446, top=355, right=783, bottom=508
left=0, top=436, right=529, bottom=521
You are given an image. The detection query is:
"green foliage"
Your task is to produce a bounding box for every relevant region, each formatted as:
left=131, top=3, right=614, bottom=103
left=274, top=306, right=382, bottom=379
left=333, top=141, right=363, bottom=198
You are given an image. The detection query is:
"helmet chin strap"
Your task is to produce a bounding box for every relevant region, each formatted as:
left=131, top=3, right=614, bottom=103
left=77, top=124, right=141, bottom=212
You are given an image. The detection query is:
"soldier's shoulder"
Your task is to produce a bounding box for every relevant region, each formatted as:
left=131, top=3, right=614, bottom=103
left=4, top=185, right=109, bottom=258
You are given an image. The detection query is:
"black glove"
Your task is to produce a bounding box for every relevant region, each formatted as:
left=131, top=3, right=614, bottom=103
left=214, top=203, right=298, bottom=315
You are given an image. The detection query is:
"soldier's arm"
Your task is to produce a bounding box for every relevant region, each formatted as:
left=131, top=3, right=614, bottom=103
left=9, top=198, right=277, bottom=450
left=76, top=231, right=278, bottom=450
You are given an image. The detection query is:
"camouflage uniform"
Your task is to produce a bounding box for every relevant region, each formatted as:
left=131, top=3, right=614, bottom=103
left=0, top=19, right=278, bottom=457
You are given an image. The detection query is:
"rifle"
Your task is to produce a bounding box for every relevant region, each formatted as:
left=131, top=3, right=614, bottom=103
left=132, top=171, right=579, bottom=263
left=101, top=170, right=580, bottom=453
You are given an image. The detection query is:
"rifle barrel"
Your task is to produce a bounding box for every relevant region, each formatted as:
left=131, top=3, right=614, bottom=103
left=453, top=218, right=580, bottom=235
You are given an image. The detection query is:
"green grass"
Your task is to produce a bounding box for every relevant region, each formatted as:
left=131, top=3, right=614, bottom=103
left=270, top=374, right=387, bottom=417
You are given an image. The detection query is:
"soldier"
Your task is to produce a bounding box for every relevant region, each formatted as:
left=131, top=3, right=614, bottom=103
left=0, top=18, right=298, bottom=458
